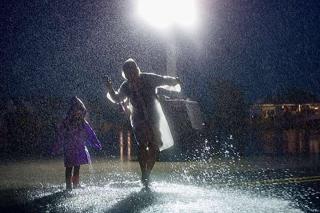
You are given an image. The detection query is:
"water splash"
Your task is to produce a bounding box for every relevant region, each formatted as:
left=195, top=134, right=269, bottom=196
left=23, top=181, right=303, bottom=212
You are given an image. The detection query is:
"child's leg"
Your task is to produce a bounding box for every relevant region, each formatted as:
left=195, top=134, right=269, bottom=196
left=72, top=165, right=80, bottom=188
left=65, top=167, right=73, bottom=190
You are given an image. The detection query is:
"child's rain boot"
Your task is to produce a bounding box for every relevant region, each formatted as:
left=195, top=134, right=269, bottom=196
left=72, top=175, right=80, bottom=188
left=66, top=177, right=72, bottom=190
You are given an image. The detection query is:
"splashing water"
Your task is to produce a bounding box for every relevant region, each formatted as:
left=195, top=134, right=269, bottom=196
left=0, top=136, right=318, bottom=212
left=20, top=180, right=303, bottom=213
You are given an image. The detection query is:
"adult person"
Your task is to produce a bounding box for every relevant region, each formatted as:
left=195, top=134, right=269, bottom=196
left=106, top=58, right=181, bottom=187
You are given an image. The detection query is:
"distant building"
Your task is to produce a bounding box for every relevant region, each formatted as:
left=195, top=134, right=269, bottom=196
left=249, top=103, right=320, bottom=155
left=250, top=103, right=320, bottom=120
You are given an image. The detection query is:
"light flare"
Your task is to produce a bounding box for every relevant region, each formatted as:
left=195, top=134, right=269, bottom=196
left=137, top=0, right=198, bottom=30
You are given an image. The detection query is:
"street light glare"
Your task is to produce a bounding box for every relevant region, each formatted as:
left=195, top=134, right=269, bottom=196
left=137, top=0, right=198, bottom=30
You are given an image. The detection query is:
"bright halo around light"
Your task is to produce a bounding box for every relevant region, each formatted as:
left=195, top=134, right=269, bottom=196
left=137, top=0, right=198, bottom=30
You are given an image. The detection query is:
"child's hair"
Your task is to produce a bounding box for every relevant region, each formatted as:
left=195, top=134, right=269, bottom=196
left=64, top=96, right=87, bottom=130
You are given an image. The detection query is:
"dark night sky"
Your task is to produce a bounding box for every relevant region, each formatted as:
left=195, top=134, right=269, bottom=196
left=1, top=0, right=320, bottom=104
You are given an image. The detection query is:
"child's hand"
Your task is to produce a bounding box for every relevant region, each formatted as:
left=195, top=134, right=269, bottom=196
left=176, top=77, right=183, bottom=86
left=49, top=151, right=55, bottom=158
left=97, top=144, right=102, bottom=150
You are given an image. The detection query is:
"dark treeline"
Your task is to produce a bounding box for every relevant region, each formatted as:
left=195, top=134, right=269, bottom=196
left=1, top=84, right=319, bottom=160
left=0, top=96, right=131, bottom=160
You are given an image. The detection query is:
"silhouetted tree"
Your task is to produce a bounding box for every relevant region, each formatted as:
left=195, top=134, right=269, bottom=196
left=265, top=87, right=319, bottom=104
left=206, top=79, right=249, bottom=155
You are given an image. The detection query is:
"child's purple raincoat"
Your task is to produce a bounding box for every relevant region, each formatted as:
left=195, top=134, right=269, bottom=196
left=52, top=121, right=101, bottom=167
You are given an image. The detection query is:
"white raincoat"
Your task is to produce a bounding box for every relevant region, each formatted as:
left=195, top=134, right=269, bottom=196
left=107, top=72, right=180, bottom=151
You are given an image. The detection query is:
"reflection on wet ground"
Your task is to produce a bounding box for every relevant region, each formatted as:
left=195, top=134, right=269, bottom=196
left=0, top=157, right=319, bottom=212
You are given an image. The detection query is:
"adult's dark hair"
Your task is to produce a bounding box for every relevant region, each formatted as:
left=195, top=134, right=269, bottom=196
left=122, top=58, right=141, bottom=79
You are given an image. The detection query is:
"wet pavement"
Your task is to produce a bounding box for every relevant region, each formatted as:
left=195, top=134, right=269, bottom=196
left=0, top=157, right=319, bottom=212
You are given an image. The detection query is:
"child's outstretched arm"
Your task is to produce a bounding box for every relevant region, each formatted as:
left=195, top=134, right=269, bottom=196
left=84, top=121, right=102, bottom=150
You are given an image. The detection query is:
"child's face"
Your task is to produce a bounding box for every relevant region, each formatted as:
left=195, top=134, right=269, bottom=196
left=74, top=109, right=84, bottom=119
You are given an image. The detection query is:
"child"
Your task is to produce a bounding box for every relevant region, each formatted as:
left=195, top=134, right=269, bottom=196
left=52, top=96, right=102, bottom=190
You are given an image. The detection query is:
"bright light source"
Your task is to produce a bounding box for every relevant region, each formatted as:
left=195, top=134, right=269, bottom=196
left=137, top=0, right=198, bottom=30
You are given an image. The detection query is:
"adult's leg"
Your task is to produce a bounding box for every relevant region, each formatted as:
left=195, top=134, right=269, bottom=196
left=65, top=167, right=73, bottom=190
left=135, top=125, right=148, bottom=186
left=146, top=143, right=159, bottom=174
left=135, top=125, right=159, bottom=187
left=139, top=144, right=149, bottom=187
left=139, top=140, right=159, bottom=187
left=72, top=165, right=80, bottom=188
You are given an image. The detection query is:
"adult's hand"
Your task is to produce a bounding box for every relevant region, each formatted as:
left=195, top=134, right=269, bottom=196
left=105, top=75, right=113, bottom=89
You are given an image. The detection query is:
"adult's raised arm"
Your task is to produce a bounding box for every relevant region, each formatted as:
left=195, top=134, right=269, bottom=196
left=105, top=76, right=127, bottom=103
